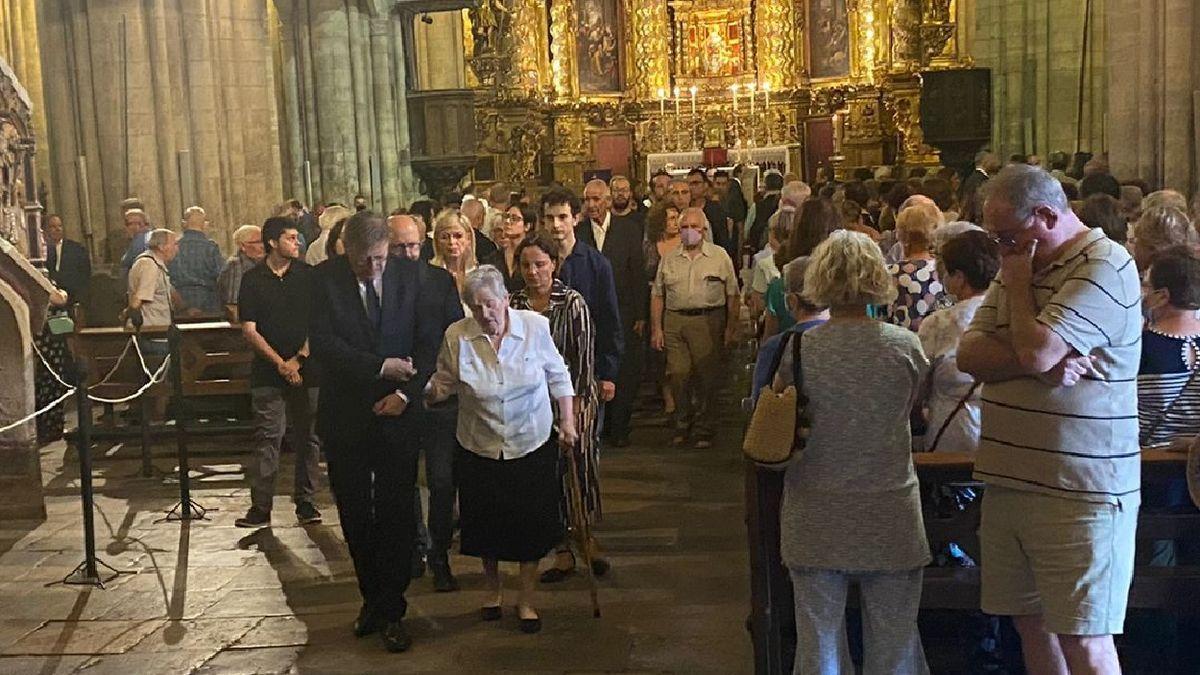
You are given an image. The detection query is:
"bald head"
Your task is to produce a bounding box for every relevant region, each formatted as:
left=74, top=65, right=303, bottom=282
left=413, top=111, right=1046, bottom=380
left=460, top=199, right=485, bottom=231
left=388, top=214, right=423, bottom=261
left=583, top=179, right=612, bottom=222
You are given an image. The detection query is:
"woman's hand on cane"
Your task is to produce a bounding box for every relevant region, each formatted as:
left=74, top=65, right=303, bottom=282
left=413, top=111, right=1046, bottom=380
left=558, top=419, right=578, bottom=453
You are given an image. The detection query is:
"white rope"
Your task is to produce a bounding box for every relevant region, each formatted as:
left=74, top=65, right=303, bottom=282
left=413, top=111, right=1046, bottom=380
left=0, top=388, right=75, bottom=434
left=86, top=355, right=171, bottom=404
left=32, top=334, right=168, bottom=402
left=33, top=335, right=135, bottom=391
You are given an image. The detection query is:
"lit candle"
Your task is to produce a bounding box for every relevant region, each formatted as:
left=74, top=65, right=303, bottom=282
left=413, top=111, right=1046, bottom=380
left=674, top=86, right=680, bottom=122
left=658, top=87, right=666, bottom=121
left=689, top=86, right=697, bottom=117
left=731, top=84, right=739, bottom=115
left=748, top=82, right=756, bottom=117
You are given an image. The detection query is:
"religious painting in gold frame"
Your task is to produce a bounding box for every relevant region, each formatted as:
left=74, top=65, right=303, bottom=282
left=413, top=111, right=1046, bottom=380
left=672, top=2, right=752, bottom=83
left=576, top=0, right=623, bottom=93
left=806, top=0, right=851, bottom=81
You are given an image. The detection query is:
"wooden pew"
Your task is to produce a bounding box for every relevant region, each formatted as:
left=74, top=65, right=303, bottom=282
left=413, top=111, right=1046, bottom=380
left=746, top=451, right=1200, bottom=673
left=67, top=322, right=254, bottom=448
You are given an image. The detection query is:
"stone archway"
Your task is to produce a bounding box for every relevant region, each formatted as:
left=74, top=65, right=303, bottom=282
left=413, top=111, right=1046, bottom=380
left=0, top=271, right=43, bottom=520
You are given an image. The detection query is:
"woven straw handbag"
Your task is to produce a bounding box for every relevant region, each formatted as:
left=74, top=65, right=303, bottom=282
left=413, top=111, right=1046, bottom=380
left=744, top=332, right=807, bottom=468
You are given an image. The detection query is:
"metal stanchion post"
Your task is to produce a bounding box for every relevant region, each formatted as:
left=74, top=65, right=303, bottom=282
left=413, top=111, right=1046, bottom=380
left=64, top=358, right=123, bottom=588
left=164, top=325, right=207, bottom=521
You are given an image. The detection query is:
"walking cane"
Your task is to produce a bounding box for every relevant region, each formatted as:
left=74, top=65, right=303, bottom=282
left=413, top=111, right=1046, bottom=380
left=563, top=441, right=602, bottom=618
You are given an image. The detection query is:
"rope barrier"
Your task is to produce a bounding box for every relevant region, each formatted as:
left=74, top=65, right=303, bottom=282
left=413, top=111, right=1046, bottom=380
left=0, top=387, right=75, bottom=434
left=2, top=337, right=173, bottom=432
left=30, top=335, right=169, bottom=405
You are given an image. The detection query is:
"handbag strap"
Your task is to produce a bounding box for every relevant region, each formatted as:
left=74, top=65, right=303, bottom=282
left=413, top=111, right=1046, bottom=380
left=927, top=381, right=981, bottom=452
left=1144, top=345, right=1200, bottom=443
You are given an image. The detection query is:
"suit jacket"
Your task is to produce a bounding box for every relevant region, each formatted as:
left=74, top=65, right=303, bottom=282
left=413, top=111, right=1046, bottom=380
left=413, top=262, right=465, bottom=412
left=309, top=255, right=422, bottom=445
left=46, top=238, right=91, bottom=304
left=576, top=214, right=647, bottom=328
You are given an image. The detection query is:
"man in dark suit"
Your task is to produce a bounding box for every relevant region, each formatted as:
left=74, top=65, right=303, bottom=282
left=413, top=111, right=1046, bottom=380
left=577, top=179, right=646, bottom=447
left=43, top=215, right=91, bottom=304
left=309, top=211, right=425, bottom=653
left=959, top=150, right=1002, bottom=204
left=387, top=214, right=464, bottom=592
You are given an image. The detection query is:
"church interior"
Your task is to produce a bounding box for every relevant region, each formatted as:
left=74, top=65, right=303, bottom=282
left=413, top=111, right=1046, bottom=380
left=0, top=0, right=1198, bottom=673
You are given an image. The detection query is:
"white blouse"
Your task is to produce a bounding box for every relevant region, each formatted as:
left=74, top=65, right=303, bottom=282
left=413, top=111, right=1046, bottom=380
left=426, top=308, right=575, bottom=459
left=917, top=295, right=984, bottom=453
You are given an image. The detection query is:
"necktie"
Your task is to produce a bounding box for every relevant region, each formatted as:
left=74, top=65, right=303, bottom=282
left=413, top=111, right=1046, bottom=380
left=364, top=279, right=381, bottom=329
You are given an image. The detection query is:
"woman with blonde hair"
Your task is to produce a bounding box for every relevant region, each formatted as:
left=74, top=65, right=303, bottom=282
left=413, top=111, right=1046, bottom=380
left=1130, top=205, right=1197, bottom=271
left=885, top=203, right=945, bottom=331
left=770, top=229, right=931, bottom=675
left=430, top=209, right=479, bottom=308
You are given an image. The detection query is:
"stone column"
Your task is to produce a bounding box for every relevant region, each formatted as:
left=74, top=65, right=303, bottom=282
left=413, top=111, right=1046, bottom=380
left=35, top=0, right=283, bottom=263
left=1106, top=0, right=1200, bottom=194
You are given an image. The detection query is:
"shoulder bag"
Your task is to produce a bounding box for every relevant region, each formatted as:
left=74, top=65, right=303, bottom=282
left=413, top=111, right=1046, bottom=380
left=743, top=331, right=809, bottom=467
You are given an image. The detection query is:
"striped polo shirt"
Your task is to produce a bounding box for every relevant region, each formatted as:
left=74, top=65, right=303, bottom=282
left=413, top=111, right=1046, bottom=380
left=968, top=228, right=1142, bottom=503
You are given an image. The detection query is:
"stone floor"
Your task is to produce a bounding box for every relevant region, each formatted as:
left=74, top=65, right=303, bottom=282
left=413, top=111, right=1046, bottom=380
left=0, top=401, right=754, bottom=674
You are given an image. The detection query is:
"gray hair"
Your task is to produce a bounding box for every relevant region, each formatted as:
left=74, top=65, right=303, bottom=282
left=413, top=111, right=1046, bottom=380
left=182, top=205, right=206, bottom=222
left=147, top=228, right=177, bottom=250
left=982, top=164, right=1070, bottom=221
left=341, top=211, right=389, bottom=256
left=232, top=224, right=261, bottom=246
left=463, top=265, right=508, bottom=304
left=780, top=181, right=812, bottom=207
left=933, top=221, right=983, bottom=253
left=783, top=257, right=827, bottom=313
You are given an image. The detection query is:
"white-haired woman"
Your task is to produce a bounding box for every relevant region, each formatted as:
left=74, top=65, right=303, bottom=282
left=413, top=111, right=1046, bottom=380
left=769, top=230, right=931, bottom=674
left=425, top=265, right=576, bottom=634
left=305, top=204, right=352, bottom=266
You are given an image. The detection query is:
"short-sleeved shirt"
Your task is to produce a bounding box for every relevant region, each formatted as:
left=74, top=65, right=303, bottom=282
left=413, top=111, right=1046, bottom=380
left=652, top=242, right=738, bottom=311
left=127, top=253, right=173, bottom=328
left=238, top=260, right=316, bottom=388
left=967, top=228, right=1143, bottom=503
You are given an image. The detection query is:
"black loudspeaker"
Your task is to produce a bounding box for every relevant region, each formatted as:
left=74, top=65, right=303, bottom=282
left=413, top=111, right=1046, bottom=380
left=919, top=68, right=991, bottom=168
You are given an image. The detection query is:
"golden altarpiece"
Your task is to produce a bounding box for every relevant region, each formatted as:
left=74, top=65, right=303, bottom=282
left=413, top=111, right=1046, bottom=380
left=462, top=0, right=970, bottom=191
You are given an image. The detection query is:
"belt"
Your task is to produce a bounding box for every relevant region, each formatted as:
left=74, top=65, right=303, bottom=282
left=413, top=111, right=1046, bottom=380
left=669, top=306, right=724, bottom=316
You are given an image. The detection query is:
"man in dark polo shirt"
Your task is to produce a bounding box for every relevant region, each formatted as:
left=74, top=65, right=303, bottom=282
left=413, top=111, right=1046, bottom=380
left=235, top=216, right=322, bottom=528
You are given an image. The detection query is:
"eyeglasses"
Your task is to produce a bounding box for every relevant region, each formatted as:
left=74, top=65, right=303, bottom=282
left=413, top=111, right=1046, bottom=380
left=987, top=232, right=1021, bottom=248
left=505, top=214, right=524, bottom=222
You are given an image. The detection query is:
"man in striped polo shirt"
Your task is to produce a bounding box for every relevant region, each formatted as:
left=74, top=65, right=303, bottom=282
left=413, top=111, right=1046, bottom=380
left=959, top=165, right=1142, bottom=675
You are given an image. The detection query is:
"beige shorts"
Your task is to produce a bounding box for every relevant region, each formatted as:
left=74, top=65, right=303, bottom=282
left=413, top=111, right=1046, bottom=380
left=979, top=485, right=1139, bottom=636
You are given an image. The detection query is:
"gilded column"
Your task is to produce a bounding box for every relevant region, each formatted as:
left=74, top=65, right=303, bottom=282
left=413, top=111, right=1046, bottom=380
left=548, top=0, right=577, bottom=99
left=627, top=0, right=670, bottom=100
left=754, top=0, right=795, bottom=91
left=509, top=0, right=548, bottom=93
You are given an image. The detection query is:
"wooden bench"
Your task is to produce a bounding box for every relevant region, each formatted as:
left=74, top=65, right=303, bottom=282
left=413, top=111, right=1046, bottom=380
left=916, top=451, right=1200, bottom=614
left=66, top=322, right=254, bottom=472
left=746, top=451, right=1200, bottom=674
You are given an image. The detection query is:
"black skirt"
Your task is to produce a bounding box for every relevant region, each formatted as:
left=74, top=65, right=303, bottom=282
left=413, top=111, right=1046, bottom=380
left=457, top=438, right=564, bottom=562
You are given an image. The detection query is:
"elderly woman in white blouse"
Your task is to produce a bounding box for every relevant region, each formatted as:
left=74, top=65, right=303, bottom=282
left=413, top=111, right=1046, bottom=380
left=425, top=265, right=576, bottom=635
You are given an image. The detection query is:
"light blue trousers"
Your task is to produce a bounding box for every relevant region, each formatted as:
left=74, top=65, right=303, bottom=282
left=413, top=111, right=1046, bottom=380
left=789, top=567, right=930, bottom=675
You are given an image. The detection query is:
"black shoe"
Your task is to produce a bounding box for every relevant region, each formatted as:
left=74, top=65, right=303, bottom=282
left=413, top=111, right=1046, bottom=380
left=411, top=553, right=426, bottom=579
left=610, top=436, right=631, bottom=448
left=234, top=507, right=270, bottom=529
left=590, top=557, right=611, bottom=577
left=381, top=621, right=412, bottom=653
left=519, top=613, right=542, bottom=634
left=430, top=558, right=459, bottom=592
left=480, top=605, right=502, bottom=622
left=295, top=502, right=322, bottom=525
left=353, top=605, right=382, bottom=638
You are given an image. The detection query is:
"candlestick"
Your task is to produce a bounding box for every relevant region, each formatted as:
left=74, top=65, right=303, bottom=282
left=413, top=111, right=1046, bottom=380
left=689, top=86, right=697, bottom=118
left=730, top=84, right=738, bottom=115
left=747, top=83, right=756, bottom=146
left=764, top=83, right=771, bottom=146
left=674, top=86, right=680, bottom=122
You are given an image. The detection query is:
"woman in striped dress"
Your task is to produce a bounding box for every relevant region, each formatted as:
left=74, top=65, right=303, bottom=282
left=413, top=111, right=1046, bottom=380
left=1138, top=246, right=1200, bottom=447
left=509, top=234, right=607, bottom=583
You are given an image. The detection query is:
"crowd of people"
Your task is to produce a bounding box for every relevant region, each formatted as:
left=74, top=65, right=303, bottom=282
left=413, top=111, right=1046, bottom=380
left=28, top=148, right=1200, bottom=667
